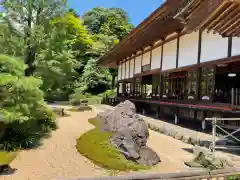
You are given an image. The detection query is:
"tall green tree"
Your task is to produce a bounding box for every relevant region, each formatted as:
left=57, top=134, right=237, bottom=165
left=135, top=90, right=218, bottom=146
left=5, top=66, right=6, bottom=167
left=83, top=7, right=133, bottom=40
left=1, top=1, right=94, bottom=100
left=74, top=58, right=111, bottom=95
left=2, top=0, right=68, bottom=76
left=0, top=54, right=56, bottom=150
left=35, top=12, right=93, bottom=100
left=83, top=7, right=134, bottom=89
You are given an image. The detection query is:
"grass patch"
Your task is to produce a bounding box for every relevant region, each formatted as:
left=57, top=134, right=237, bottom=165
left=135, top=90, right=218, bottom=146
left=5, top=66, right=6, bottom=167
left=228, top=175, right=240, bottom=180
left=88, top=118, right=100, bottom=127
left=69, top=106, right=92, bottom=112
left=76, top=119, right=148, bottom=171
left=0, top=151, right=17, bottom=165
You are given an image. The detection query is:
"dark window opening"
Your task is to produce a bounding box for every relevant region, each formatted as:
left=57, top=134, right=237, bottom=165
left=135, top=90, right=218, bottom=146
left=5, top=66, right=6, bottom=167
left=141, top=75, right=152, bottom=98
left=162, top=73, right=169, bottom=98
left=187, top=71, right=197, bottom=97
left=200, top=67, right=215, bottom=101
left=169, top=71, right=186, bottom=100
left=142, top=84, right=152, bottom=98
left=214, top=62, right=240, bottom=106
left=152, top=74, right=160, bottom=98
left=126, top=83, right=131, bottom=95
left=134, top=83, right=141, bottom=96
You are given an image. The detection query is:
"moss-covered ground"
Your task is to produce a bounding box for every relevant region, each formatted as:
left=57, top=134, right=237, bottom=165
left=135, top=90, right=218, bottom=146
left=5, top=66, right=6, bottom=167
left=76, top=118, right=148, bottom=171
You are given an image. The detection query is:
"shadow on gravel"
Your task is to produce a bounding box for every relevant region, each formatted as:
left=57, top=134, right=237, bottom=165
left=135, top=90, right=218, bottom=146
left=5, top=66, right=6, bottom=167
left=0, top=166, right=17, bottom=176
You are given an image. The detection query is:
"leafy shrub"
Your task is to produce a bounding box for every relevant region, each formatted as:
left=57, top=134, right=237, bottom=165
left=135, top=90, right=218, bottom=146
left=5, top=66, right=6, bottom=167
left=73, top=59, right=111, bottom=95
left=228, top=175, right=240, bottom=180
left=98, top=89, right=116, bottom=98
left=69, top=89, right=116, bottom=106
left=0, top=55, right=57, bottom=151
left=76, top=119, right=147, bottom=171
left=69, top=93, right=91, bottom=106
left=98, top=89, right=117, bottom=104
left=0, top=55, right=25, bottom=76
left=69, top=92, right=102, bottom=106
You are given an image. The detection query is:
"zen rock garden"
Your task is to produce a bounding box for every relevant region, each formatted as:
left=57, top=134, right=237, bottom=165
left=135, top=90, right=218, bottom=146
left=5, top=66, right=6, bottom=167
left=97, top=100, right=161, bottom=166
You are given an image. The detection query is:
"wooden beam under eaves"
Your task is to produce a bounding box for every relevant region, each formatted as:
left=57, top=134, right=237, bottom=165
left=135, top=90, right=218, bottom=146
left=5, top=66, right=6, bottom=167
left=205, top=3, right=236, bottom=31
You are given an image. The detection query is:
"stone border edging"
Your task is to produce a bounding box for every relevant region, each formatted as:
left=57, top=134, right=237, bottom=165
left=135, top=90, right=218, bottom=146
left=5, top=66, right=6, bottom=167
left=147, top=122, right=200, bottom=146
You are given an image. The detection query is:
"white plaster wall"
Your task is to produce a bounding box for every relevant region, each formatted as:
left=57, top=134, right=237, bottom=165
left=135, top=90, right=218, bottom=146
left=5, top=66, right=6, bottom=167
left=129, top=58, right=134, bottom=78
left=118, top=64, right=121, bottom=81
left=142, top=51, right=151, bottom=66
left=125, top=61, right=129, bottom=79
left=232, top=37, right=240, bottom=56
left=201, top=31, right=228, bottom=63
left=162, top=39, right=177, bottom=71
left=179, top=31, right=199, bottom=67
left=151, top=46, right=162, bottom=70
left=135, top=55, right=142, bottom=74
left=121, top=62, right=125, bottom=80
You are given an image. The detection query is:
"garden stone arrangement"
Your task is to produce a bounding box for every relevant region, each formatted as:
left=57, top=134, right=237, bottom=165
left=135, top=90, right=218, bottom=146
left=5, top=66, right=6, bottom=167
left=97, top=100, right=161, bottom=166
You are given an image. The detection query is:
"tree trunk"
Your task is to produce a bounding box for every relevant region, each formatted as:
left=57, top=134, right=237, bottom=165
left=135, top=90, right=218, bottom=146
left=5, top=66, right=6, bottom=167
left=0, top=122, right=6, bottom=140
left=25, top=46, right=36, bottom=76
left=111, top=75, right=116, bottom=89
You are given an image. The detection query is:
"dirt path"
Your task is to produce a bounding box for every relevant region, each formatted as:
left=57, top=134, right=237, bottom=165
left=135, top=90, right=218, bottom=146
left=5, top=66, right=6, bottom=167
left=1, top=110, right=107, bottom=180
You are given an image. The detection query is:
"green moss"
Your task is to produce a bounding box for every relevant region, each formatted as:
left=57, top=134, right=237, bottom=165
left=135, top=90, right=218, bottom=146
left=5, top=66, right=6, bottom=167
left=88, top=118, right=100, bottom=127
left=69, top=106, right=92, bottom=112
left=0, top=151, right=17, bottom=165
left=194, top=152, right=216, bottom=170
left=76, top=119, right=148, bottom=171
left=228, top=174, right=240, bottom=180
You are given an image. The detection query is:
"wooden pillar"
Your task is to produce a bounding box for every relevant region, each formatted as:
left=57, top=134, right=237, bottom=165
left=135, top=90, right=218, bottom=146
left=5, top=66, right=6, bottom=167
left=196, top=30, right=202, bottom=100
left=174, top=107, right=179, bottom=124
left=160, top=43, right=164, bottom=98
left=133, top=56, right=136, bottom=96
left=117, top=82, right=119, bottom=96
left=228, top=37, right=232, bottom=57
left=202, top=120, right=206, bottom=130
left=174, top=113, right=179, bottom=125
left=176, top=34, right=180, bottom=68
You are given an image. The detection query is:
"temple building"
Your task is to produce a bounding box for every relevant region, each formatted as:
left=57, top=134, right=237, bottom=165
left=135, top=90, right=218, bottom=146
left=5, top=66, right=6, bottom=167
left=98, top=0, right=240, bottom=130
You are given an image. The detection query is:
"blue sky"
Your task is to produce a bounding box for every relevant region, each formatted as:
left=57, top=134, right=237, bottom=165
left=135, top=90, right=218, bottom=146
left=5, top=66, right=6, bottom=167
left=67, top=0, right=165, bottom=26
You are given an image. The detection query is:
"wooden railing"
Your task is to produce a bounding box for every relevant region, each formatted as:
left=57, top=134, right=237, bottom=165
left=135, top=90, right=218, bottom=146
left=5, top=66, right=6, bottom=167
left=69, top=168, right=240, bottom=180
left=105, top=97, right=119, bottom=106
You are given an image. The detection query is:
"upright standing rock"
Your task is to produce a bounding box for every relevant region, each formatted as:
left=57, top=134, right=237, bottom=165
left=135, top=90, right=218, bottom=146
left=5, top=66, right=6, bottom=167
left=97, top=100, right=160, bottom=166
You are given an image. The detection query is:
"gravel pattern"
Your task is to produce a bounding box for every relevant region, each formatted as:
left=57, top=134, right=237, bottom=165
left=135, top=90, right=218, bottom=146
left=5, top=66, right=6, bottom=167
left=0, top=105, right=216, bottom=180
left=93, top=105, right=240, bottom=168
left=0, top=110, right=107, bottom=180
left=93, top=105, right=194, bottom=173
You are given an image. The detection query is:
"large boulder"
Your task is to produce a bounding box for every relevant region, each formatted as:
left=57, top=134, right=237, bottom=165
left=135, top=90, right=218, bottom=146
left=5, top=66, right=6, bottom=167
left=97, top=100, right=160, bottom=166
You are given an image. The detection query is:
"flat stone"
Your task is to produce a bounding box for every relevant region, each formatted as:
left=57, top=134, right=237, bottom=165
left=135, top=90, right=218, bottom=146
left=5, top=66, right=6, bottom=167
left=174, top=133, right=183, bottom=140
left=193, top=146, right=233, bottom=169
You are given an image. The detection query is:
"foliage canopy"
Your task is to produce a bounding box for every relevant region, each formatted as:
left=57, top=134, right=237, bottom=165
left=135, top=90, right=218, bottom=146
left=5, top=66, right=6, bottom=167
left=0, top=0, right=134, bottom=151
